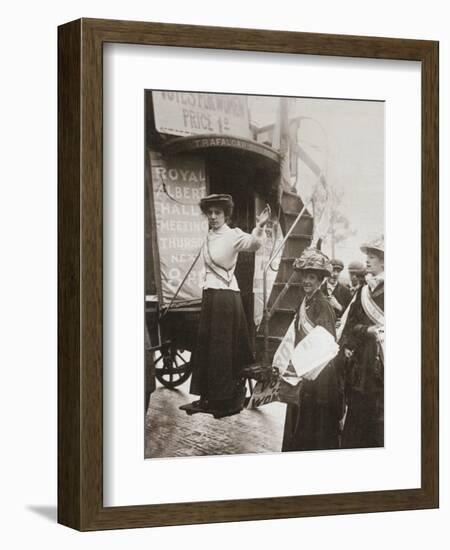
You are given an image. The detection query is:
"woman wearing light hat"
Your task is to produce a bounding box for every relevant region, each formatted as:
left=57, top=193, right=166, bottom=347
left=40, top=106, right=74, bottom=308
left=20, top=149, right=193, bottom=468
left=282, top=247, right=343, bottom=452
left=189, top=194, right=271, bottom=415
left=338, top=235, right=384, bottom=449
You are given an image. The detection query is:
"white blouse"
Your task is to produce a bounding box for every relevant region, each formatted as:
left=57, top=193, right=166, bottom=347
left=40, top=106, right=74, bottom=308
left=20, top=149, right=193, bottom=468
left=202, top=223, right=265, bottom=291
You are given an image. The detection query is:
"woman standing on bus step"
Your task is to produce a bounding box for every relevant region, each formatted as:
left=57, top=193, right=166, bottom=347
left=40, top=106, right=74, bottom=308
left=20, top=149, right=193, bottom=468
left=189, top=193, right=271, bottom=415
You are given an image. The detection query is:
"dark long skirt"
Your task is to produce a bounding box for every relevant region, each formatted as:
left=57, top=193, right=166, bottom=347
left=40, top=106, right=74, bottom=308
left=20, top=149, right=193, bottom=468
left=282, top=362, right=341, bottom=452
left=341, top=339, right=384, bottom=449
left=190, top=289, right=254, bottom=403
left=341, top=389, right=384, bottom=449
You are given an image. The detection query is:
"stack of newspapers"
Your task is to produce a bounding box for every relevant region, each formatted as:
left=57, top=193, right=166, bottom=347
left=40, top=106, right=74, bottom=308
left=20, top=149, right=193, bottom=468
left=281, top=326, right=339, bottom=385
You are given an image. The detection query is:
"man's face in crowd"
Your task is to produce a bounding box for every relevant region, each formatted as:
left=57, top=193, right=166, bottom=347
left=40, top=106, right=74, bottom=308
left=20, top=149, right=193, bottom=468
left=329, top=266, right=342, bottom=283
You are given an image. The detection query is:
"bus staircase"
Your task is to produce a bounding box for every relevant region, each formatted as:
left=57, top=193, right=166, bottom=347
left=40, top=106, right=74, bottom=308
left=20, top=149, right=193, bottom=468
left=243, top=189, right=313, bottom=397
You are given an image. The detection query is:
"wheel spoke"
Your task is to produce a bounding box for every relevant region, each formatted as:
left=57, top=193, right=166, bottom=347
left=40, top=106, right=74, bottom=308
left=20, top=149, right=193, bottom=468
left=175, top=352, right=188, bottom=363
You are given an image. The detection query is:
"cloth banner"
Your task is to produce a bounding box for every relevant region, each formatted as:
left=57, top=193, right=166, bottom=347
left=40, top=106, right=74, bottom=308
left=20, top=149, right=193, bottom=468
left=253, top=223, right=284, bottom=327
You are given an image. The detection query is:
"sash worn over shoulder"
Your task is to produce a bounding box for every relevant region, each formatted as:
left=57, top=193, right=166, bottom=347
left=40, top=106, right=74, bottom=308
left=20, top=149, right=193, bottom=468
left=298, top=298, right=316, bottom=335
left=360, top=285, right=384, bottom=326
left=337, top=292, right=357, bottom=341
left=203, top=238, right=237, bottom=287
left=361, top=285, right=385, bottom=364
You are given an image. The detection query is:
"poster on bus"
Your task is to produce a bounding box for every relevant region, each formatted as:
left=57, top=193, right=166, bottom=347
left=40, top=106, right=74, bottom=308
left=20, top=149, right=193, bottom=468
left=150, top=151, right=208, bottom=306
left=153, top=91, right=251, bottom=139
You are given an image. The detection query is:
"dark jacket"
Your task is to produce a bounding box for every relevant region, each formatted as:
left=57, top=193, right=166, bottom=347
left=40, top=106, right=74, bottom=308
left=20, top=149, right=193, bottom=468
left=338, top=282, right=384, bottom=448
left=282, top=290, right=342, bottom=452
left=321, top=280, right=352, bottom=319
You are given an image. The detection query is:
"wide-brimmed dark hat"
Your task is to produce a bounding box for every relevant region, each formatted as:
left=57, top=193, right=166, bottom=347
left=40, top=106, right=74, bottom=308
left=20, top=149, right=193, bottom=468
left=360, top=235, right=384, bottom=256
left=199, top=194, right=234, bottom=214
left=293, top=247, right=332, bottom=277
left=330, top=258, right=344, bottom=270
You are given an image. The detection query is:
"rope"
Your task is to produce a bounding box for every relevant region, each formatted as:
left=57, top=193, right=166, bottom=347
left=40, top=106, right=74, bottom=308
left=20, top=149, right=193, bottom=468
left=160, top=244, right=203, bottom=319
left=157, top=175, right=202, bottom=206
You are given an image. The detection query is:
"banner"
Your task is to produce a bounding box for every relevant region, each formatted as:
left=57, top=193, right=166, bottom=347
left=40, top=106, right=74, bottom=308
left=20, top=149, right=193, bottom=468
left=247, top=377, right=281, bottom=409
left=311, top=174, right=331, bottom=246
left=253, top=223, right=284, bottom=327
left=150, top=151, right=208, bottom=305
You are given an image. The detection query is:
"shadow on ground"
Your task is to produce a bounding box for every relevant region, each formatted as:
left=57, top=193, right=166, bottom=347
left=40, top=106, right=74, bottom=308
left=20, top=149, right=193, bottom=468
left=27, top=505, right=57, bottom=523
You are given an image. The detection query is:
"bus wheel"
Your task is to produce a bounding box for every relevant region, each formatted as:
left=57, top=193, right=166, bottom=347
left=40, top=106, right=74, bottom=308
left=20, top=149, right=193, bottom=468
left=154, top=346, right=192, bottom=389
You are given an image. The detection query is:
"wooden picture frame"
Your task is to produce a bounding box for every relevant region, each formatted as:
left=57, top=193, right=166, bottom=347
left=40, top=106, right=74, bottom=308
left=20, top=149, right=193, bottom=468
left=58, top=18, right=439, bottom=531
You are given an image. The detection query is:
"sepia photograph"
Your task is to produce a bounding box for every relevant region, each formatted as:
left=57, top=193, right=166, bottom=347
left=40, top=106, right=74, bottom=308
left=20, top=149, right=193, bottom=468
left=144, top=90, right=385, bottom=459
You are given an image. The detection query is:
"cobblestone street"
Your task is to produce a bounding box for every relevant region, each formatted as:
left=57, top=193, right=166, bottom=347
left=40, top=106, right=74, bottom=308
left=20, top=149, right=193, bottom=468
left=145, top=380, right=287, bottom=458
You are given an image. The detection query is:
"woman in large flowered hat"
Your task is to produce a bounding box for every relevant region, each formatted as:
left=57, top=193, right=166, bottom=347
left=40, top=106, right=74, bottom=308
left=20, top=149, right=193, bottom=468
left=282, top=247, right=343, bottom=452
